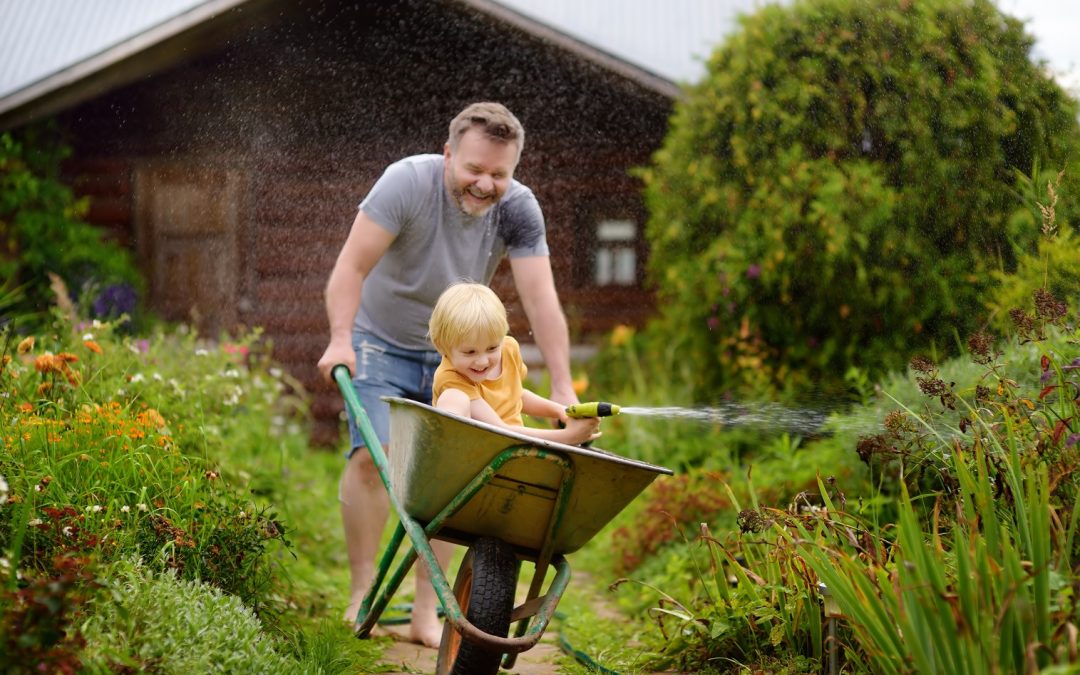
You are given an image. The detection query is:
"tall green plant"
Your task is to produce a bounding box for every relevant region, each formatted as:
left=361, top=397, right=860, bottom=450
left=793, top=442, right=1063, bottom=673
left=637, top=0, right=1080, bottom=400
left=0, top=125, right=142, bottom=319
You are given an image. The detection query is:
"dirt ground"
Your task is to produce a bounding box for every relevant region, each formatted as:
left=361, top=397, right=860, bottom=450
left=375, top=623, right=566, bottom=674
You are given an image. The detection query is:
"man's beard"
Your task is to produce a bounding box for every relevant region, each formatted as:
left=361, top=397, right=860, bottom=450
left=450, top=183, right=496, bottom=217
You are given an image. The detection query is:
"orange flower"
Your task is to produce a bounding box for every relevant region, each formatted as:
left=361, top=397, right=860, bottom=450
left=56, top=352, right=79, bottom=363
left=34, top=354, right=62, bottom=374
left=36, top=382, right=53, bottom=395
left=17, top=336, right=35, bottom=354
left=84, top=340, right=103, bottom=354
left=572, top=373, right=590, bottom=396
left=17, top=402, right=33, bottom=413
left=143, top=408, right=167, bottom=430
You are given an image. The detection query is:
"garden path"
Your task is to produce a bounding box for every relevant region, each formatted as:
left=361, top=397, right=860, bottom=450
left=372, top=572, right=643, bottom=674
left=377, top=624, right=564, bottom=674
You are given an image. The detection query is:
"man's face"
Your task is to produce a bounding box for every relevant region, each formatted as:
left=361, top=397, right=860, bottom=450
left=444, top=128, right=518, bottom=217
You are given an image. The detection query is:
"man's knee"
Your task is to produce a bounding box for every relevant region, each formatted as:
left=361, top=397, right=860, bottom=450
left=344, top=447, right=388, bottom=488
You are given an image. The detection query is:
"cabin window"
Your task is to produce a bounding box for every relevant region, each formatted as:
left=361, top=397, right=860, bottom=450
left=593, top=219, right=637, bottom=286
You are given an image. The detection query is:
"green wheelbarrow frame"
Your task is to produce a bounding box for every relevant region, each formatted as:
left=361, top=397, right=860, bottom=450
left=333, top=365, right=671, bottom=666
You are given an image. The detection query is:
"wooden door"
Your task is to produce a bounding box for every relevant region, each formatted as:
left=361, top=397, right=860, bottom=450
left=134, top=165, right=243, bottom=335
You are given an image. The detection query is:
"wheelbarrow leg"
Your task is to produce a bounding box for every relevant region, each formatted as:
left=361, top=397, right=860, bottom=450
left=353, top=522, right=408, bottom=636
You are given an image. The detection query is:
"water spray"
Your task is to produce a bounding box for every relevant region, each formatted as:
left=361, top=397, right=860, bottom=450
left=566, top=400, right=882, bottom=437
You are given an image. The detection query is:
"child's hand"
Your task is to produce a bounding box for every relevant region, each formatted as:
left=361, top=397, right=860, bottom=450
left=563, top=416, right=601, bottom=444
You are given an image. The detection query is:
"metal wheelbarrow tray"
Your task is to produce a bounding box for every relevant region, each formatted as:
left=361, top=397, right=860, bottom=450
left=333, top=367, right=672, bottom=674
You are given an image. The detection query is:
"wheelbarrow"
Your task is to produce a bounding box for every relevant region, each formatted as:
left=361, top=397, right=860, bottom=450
left=332, top=366, right=672, bottom=674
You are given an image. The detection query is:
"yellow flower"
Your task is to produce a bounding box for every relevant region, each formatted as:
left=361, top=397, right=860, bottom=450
left=610, top=324, right=634, bottom=347
left=16, top=336, right=35, bottom=355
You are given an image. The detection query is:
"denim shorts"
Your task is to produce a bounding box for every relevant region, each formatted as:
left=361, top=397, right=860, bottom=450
left=345, top=331, right=442, bottom=458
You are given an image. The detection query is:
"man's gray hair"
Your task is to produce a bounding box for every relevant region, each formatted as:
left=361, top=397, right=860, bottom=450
left=447, top=102, right=524, bottom=161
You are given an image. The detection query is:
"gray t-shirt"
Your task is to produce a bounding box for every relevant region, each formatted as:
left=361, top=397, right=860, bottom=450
left=354, top=154, right=549, bottom=351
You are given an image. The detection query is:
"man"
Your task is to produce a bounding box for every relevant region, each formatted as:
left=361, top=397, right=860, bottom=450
left=316, top=102, right=578, bottom=647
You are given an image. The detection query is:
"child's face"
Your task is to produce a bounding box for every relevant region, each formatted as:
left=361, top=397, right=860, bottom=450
left=448, top=332, right=504, bottom=382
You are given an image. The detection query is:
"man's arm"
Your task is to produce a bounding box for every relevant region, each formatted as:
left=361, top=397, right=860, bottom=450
left=509, top=256, right=578, bottom=406
left=317, top=210, right=395, bottom=381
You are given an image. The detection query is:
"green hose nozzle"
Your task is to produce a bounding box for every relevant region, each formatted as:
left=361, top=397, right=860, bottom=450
left=565, top=401, right=621, bottom=418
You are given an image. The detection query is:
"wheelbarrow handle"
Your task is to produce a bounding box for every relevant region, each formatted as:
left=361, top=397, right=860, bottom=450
left=331, top=363, right=351, bottom=382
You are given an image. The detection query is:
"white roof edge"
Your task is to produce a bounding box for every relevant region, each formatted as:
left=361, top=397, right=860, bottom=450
left=0, top=0, right=251, bottom=120
left=461, top=0, right=680, bottom=99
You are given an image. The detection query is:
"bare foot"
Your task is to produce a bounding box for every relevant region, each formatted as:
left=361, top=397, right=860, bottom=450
left=342, top=592, right=366, bottom=624
left=409, top=609, right=443, bottom=648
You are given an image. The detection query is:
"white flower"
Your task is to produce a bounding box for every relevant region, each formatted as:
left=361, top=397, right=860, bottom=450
left=269, top=367, right=282, bottom=378
left=28, top=518, right=43, bottom=526
left=0, top=474, right=8, bottom=506
left=152, top=372, right=163, bottom=382
left=224, top=368, right=241, bottom=378
left=224, top=385, right=244, bottom=406
left=92, top=319, right=102, bottom=329
left=120, top=505, right=131, bottom=513
left=0, top=557, right=8, bottom=572
left=85, top=504, right=103, bottom=513
left=62, top=526, right=74, bottom=537
left=137, top=503, right=148, bottom=512
left=83, top=333, right=95, bottom=341
left=130, top=373, right=145, bottom=383
left=196, top=349, right=209, bottom=356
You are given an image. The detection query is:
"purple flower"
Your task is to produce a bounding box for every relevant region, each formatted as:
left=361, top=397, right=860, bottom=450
left=1066, top=433, right=1080, bottom=448
left=1063, top=357, right=1080, bottom=371
left=93, top=283, right=138, bottom=319
left=1041, top=370, right=1055, bottom=384
left=746, top=264, right=761, bottom=280
left=706, top=316, right=720, bottom=331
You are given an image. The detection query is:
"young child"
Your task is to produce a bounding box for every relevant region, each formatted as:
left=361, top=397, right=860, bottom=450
left=429, top=282, right=601, bottom=445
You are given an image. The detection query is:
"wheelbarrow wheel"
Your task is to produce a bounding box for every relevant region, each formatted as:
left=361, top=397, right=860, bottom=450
left=436, top=537, right=518, bottom=675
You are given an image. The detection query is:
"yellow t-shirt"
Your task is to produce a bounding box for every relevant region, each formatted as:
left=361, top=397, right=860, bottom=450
left=432, top=336, right=527, bottom=425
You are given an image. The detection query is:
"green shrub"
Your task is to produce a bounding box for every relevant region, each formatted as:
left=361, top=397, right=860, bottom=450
left=635, top=0, right=1080, bottom=401
left=79, top=559, right=292, bottom=673
left=988, top=173, right=1080, bottom=334
left=0, top=124, right=142, bottom=322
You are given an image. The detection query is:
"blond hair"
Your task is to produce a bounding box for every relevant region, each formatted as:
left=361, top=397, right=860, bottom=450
left=447, top=102, right=524, bottom=162
left=429, top=283, right=509, bottom=355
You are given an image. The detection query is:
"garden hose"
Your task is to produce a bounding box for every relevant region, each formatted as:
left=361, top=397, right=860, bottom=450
left=376, top=603, right=445, bottom=626
left=554, top=610, right=621, bottom=675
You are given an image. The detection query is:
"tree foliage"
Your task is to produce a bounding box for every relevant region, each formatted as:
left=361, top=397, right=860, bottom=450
left=636, top=0, right=1080, bottom=400
left=1, top=124, right=142, bottom=320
